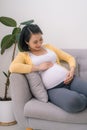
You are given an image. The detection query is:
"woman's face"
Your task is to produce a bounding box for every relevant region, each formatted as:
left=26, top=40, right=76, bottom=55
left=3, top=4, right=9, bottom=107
left=26, top=33, right=43, bottom=51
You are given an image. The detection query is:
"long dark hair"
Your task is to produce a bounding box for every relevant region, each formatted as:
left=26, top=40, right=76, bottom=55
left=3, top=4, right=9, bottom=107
left=19, top=24, right=43, bottom=51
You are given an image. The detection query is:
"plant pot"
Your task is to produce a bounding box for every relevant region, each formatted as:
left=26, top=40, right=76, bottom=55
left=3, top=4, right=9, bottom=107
left=0, top=100, right=17, bottom=126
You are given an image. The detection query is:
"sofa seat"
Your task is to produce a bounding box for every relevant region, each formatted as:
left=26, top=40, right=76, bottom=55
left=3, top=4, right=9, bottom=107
left=24, top=98, right=87, bottom=124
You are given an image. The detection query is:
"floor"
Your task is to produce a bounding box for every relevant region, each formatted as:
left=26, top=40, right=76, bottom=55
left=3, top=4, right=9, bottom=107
left=0, top=124, right=24, bottom=130
left=0, top=124, right=38, bottom=130
left=0, top=123, right=87, bottom=130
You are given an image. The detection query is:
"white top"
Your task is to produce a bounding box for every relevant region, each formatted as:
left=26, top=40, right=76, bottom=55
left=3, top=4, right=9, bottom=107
left=29, top=48, right=68, bottom=89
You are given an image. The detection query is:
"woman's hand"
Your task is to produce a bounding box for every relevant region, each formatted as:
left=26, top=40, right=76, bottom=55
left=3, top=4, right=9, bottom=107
left=31, top=62, right=53, bottom=72
left=39, top=62, right=53, bottom=71
left=64, top=67, right=75, bottom=84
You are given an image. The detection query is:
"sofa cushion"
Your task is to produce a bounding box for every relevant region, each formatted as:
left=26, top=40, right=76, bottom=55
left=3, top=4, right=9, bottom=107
left=24, top=98, right=87, bottom=124
left=26, top=72, right=48, bottom=103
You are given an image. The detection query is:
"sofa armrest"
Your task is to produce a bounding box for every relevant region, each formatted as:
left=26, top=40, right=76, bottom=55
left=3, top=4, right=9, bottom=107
left=10, top=73, right=32, bottom=127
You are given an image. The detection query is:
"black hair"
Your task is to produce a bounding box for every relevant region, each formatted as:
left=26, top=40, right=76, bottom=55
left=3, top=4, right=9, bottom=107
left=19, top=24, right=43, bottom=51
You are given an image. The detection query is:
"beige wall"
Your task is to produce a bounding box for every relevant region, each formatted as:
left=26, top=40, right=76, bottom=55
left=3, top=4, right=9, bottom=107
left=0, top=0, right=87, bottom=49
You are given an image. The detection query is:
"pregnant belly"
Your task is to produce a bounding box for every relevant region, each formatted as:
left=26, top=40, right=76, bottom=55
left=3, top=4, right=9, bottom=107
left=40, top=63, right=68, bottom=89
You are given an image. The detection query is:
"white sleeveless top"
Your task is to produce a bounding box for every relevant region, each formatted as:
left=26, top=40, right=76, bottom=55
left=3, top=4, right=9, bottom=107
left=29, top=49, right=68, bottom=89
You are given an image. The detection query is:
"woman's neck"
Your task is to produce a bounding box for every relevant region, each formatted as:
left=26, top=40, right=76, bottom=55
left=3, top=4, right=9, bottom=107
left=30, top=47, right=47, bottom=56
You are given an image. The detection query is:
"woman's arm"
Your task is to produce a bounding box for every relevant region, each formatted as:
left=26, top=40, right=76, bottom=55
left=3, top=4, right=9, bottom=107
left=9, top=52, right=33, bottom=73
left=9, top=52, right=53, bottom=73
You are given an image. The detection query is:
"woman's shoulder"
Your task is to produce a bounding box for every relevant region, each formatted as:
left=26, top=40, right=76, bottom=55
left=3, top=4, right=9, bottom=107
left=17, top=51, right=29, bottom=57
left=18, top=51, right=29, bottom=54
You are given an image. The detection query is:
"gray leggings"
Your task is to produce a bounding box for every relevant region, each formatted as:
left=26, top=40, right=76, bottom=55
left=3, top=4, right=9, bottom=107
left=47, top=76, right=87, bottom=113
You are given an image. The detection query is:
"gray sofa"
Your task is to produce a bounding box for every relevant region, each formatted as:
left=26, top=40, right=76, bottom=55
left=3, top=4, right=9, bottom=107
left=10, top=49, right=87, bottom=130
left=1, top=49, right=87, bottom=130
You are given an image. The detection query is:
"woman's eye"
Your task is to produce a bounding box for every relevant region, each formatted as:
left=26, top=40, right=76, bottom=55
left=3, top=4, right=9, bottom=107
left=40, top=39, right=43, bottom=42
left=33, top=39, right=43, bottom=44
left=40, top=38, right=43, bottom=41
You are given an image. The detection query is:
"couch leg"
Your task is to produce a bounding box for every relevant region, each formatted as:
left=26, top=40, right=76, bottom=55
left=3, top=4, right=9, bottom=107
left=26, top=128, right=33, bottom=130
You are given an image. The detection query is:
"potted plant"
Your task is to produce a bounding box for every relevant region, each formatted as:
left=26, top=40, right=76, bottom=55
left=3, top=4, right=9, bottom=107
left=0, top=16, right=34, bottom=125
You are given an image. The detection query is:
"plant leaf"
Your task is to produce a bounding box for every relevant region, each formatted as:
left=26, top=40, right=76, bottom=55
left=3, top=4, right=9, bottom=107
left=20, top=19, right=34, bottom=25
left=1, top=34, right=15, bottom=54
left=3, top=71, right=8, bottom=77
left=12, top=27, right=21, bottom=42
left=0, top=16, right=17, bottom=27
left=12, top=27, right=21, bottom=35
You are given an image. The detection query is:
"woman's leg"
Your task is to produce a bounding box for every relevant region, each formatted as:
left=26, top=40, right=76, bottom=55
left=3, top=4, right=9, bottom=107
left=47, top=87, right=87, bottom=113
left=70, top=76, right=87, bottom=97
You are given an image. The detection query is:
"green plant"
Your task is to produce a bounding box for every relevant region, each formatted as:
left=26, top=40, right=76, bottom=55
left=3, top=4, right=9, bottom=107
left=0, top=16, right=34, bottom=100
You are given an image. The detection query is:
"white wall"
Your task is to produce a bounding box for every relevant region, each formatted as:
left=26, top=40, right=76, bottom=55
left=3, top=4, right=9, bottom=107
left=0, top=0, right=87, bottom=49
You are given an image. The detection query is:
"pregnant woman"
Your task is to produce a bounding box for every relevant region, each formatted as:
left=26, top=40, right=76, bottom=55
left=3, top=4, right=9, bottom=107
left=9, top=24, right=87, bottom=113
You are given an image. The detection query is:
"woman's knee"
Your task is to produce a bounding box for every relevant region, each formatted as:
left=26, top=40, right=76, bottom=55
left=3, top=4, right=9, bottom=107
left=65, top=93, right=87, bottom=113
left=47, top=88, right=87, bottom=113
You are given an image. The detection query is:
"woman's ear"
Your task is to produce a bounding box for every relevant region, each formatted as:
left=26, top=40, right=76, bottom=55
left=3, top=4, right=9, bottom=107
left=25, top=41, right=28, bottom=45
